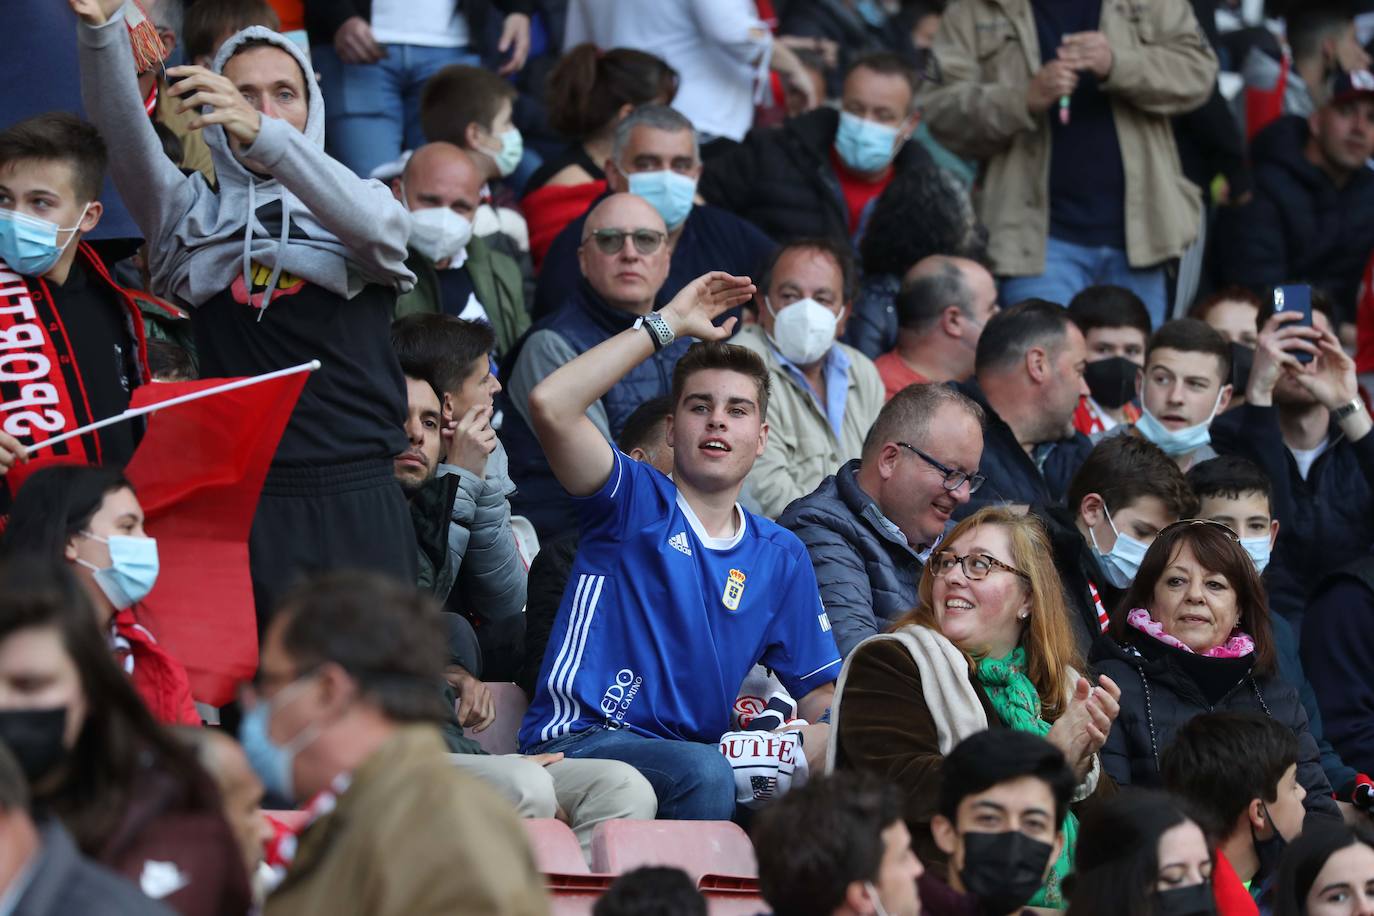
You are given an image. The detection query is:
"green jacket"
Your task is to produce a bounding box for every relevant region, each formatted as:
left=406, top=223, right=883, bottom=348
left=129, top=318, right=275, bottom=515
left=394, top=236, right=530, bottom=357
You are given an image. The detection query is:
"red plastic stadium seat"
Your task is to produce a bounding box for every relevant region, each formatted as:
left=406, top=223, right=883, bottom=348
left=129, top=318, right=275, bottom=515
left=468, top=682, right=529, bottom=756
left=522, top=818, right=590, bottom=875
left=589, top=820, right=758, bottom=883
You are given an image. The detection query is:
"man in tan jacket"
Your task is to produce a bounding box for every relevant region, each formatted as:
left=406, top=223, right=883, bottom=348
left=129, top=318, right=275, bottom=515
left=242, top=572, right=547, bottom=916
left=919, top=0, right=1217, bottom=327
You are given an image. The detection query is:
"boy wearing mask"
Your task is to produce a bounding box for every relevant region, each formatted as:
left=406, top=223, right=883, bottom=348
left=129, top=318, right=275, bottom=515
left=1067, top=285, right=1151, bottom=436
left=1120, top=319, right=1233, bottom=471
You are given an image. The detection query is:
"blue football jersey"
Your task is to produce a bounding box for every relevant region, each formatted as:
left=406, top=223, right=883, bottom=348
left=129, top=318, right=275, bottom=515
left=519, top=450, right=841, bottom=750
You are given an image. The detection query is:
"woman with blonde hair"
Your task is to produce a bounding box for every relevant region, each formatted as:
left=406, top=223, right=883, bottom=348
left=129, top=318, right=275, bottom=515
left=829, top=506, right=1121, bottom=908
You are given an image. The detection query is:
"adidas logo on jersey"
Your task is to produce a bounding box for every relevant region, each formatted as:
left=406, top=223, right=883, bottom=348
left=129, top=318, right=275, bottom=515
left=668, top=532, right=692, bottom=556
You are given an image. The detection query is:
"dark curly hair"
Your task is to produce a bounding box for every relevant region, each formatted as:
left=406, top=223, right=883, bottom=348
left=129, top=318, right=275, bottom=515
left=858, top=166, right=985, bottom=277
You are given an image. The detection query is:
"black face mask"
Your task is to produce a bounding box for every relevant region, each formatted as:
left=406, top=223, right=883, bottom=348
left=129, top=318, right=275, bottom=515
left=1083, top=357, right=1140, bottom=409
left=0, top=707, right=68, bottom=784
left=959, top=830, right=1054, bottom=915
left=1229, top=342, right=1254, bottom=394
left=1154, top=882, right=1217, bottom=916
left=1251, top=803, right=1290, bottom=884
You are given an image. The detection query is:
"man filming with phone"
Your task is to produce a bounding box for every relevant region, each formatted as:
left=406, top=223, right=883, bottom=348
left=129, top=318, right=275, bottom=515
left=1213, top=292, right=1374, bottom=627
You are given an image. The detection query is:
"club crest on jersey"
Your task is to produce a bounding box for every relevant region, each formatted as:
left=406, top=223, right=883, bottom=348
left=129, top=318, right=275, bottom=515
left=722, top=568, right=747, bottom=611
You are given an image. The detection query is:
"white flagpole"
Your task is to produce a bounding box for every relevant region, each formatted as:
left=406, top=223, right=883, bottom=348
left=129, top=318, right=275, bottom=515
left=24, top=360, right=321, bottom=455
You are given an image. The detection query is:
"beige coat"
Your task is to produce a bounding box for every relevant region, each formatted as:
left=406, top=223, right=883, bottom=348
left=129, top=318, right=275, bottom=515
left=735, top=325, right=885, bottom=519
left=266, top=726, right=547, bottom=916
left=919, top=0, right=1217, bottom=275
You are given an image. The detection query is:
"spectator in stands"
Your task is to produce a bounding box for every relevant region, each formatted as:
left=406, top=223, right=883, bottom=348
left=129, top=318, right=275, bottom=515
left=1038, top=435, right=1196, bottom=654
left=517, top=395, right=674, bottom=702
left=534, top=104, right=776, bottom=322
left=522, top=44, right=679, bottom=267
left=1067, top=286, right=1151, bottom=437
left=242, top=571, right=545, bottom=914
left=2, top=466, right=199, bottom=726
left=1211, top=307, right=1374, bottom=627
left=504, top=193, right=691, bottom=539
left=593, top=867, right=707, bottom=916
left=0, top=113, right=150, bottom=513
left=956, top=299, right=1092, bottom=513
left=0, top=560, right=248, bottom=914
left=1193, top=288, right=1263, bottom=349
left=1303, top=555, right=1374, bottom=779
left=1188, top=455, right=1363, bottom=811
left=920, top=729, right=1078, bottom=914
left=1162, top=712, right=1311, bottom=912
left=780, top=0, right=906, bottom=99
left=393, top=370, right=462, bottom=598
left=0, top=742, right=174, bottom=915
left=699, top=53, right=937, bottom=244
left=753, top=773, right=924, bottom=916
left=1091, top=522, right=1340, bottom=821
left=77, top=10, right=420, bottom=628
left=517, top=274, right=842, bottom=821
left=779, top=384, right=986, bottom=657
left=921, top=0, right=1216, bottom=327
left=845, top=167, right=985, bottom=359
left=736, top=237, right=884, bottom=519
left=1117, top=319, right=1233, bottom=474
left=832, top=507, right=1119, bottom=901
left=306, top=0, right=530, bottom=178
left=1217, top=71, right=1374, bottom=324
left=390, top=143, right=528, bottom=357
left=1238, top=8, right=1371, bottom=136
left=1274, top=822, right=1374, bottom=916
left=872, top=255, right=998, bottom=400
left=1066, top=790, right=1216, bottom=916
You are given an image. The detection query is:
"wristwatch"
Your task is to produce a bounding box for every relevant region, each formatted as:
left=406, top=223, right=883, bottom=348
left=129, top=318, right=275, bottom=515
left=1333, top=397, right=1366, bottom=421
left=634, top=313, right=676, bottom=352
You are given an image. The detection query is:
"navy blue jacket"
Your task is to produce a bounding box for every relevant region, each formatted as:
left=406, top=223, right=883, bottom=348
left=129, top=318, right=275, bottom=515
left=1211, top=402, right=1374, bottom=629
left=777, top=459, right=924, bottom=657
left=1303, top=558, right=1374, bottom=779
left=532, top=198, right=776, bottom=321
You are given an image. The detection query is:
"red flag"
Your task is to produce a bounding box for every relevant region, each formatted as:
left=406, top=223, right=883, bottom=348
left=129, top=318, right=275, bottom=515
left=124, top=370, right=308, bottom=706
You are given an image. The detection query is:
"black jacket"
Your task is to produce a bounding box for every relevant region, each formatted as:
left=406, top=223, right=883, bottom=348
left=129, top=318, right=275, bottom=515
left=698, top=107, right=939, bottom=245
left=1091, top=634, right=1341, bottom=822
left=778, top=0, right=904, bottom=96
left=15, top=820, right=175, bottom=916
left=953, top=380, right=1092, bottom=517
left=1036, top=505, right=1123, bottom=657
left=1211, top=403, right=1374, bottom=629
left=1303, top=558, right=1374, bottom=777
left=1215, top=115, right=1374, bottom=320
left=517, top=530, right=579, bottom=701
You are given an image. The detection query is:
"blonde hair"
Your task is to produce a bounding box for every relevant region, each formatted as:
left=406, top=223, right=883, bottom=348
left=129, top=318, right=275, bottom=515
left=896, top=506, right=1082, bottom=720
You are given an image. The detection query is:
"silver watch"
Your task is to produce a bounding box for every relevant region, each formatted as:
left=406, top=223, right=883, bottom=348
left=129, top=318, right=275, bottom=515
left=634, top=312, right=676, bottom=351
left=1333, top=397, right=1366, bottom=421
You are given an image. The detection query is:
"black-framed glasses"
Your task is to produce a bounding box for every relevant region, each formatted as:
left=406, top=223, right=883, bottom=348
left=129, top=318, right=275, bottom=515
left=897, top=442, right=986, bottom=494
left=584, top=228, right=668, bottom=256
left=931, top=550, right=1031, bottom=581
left=1158, top=519, right=1241, bottom=542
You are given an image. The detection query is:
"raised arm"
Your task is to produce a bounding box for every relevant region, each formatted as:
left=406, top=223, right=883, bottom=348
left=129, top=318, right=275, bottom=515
left=527, top=272, right=755, bottom=497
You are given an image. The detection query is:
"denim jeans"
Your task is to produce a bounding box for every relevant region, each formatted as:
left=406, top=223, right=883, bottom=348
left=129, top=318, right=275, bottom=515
left=1000, top=236, right=1169, bottom=328
left=312, top=42, right=482, bottom=178
left=532, top=726, right=736, bottom=821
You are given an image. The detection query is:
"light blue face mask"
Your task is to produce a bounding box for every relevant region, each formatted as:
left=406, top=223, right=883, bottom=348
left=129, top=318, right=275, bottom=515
left=627, top=169, right=697, bottom=230
left=74, top=532, right=159, bottom=610
left=834, top=111, right=902, bottom=174
left=1087, top=507, right=1149, bottom=588
left=0, top=204, right=89, bottom=277
left=491, top=127, right=524, bottom=178
left=1135, top=391, right=1224, bottom=456
left=1241, top=535, right=1271, bottom=573
left=239, top=675, right=320, bottom=804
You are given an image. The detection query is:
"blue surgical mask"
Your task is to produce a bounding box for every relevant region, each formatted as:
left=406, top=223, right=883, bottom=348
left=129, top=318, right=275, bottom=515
left=834, top=111, right=902, bottom=173
left=1241, top=535, right=1271, bottom=573
left=1135, top=391, right=1224, bottom=456
left=0, top=204, right=89, bottom=277
left=491, top=127, right=523, bottom=178
left=627, top=169, right=697, bottom=229
left=239, top=675, right=320, bottom=804
left=74, top=532, right=159, bottom=610
left=1088, top=508, right=1148, bottom=588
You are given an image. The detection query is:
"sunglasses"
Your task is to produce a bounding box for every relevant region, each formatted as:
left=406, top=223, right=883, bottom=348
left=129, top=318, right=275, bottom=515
left=1158, top=519, right=1241, bottom=542
left=584, top=228, right=668, bottom=256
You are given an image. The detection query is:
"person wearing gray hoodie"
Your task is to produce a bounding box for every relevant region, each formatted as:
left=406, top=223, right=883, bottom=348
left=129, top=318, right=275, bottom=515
left=74, top=0, right=420, bottom=629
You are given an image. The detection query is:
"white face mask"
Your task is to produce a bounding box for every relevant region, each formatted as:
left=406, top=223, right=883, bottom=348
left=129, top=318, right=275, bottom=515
left=766, top=296, right=839, bottom=366
left=1241, top=535, right=1271, bottom=573
left=407, top=207, right=473, bottom=265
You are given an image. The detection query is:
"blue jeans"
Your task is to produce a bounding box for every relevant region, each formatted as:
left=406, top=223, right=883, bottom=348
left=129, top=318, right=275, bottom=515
left=312, top=42, right=482, bottom=178
left=533, top=727, right=736, bottom=821
left=1000, top=236, right=1169, bottom=328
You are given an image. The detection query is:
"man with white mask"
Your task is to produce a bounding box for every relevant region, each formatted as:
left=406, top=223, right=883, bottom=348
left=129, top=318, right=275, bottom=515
left=391, top=142, right=528, bottom=358
left=735, top=238, right=884, bottom=519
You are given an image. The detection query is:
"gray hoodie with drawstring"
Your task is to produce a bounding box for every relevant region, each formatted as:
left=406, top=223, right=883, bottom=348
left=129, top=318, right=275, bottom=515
left=77, top=10, right=414, bottom=311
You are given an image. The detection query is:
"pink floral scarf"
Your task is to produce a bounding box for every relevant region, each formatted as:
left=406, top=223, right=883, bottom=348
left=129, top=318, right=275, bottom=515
left=1126, top=608, right=1256, bottom=658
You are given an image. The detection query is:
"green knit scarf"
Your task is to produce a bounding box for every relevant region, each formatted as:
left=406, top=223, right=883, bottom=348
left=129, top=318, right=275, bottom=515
left=975, top=648, right=1078, bottom=910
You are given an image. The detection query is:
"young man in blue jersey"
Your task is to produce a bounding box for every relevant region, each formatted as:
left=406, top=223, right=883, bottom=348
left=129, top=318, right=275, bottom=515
left=517, top=269, right=843, bottom=820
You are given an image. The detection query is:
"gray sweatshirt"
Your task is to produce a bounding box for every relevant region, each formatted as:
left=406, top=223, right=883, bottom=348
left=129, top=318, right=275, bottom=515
left=77, top=11, right=414, bottom=309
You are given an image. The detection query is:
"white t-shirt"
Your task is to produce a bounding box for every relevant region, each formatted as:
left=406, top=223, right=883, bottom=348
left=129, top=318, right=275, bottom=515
left=371, top=0, right=469, bottom=48
left=1288, top=437, right=1330, bottom=480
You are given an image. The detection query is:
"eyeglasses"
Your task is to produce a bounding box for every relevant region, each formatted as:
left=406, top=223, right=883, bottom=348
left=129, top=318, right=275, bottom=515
left=897, top=442, right=986, bottom=494
left=931, top=550, right=1031, bottom=581
left=1158, top=518, right=1241, bottom=542
left=584, top=228, right=668, bottom=256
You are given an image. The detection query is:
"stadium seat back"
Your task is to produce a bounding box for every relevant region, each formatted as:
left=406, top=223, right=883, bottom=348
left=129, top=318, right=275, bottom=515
left=589, top=820, right=757, bottom=883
